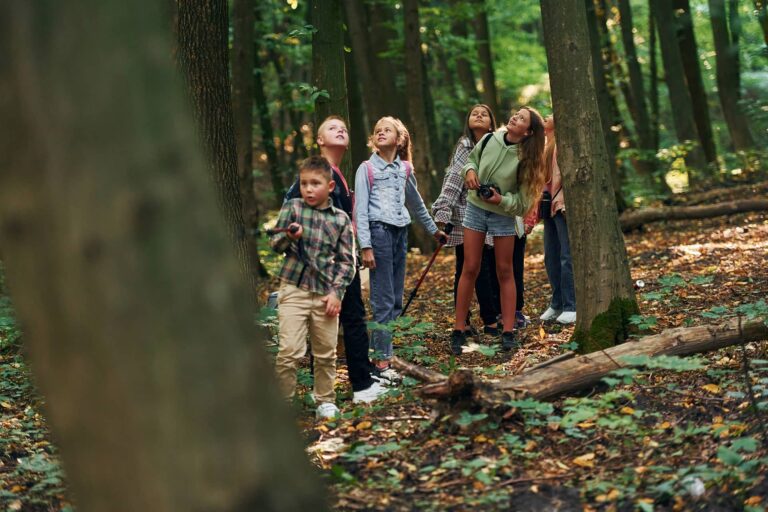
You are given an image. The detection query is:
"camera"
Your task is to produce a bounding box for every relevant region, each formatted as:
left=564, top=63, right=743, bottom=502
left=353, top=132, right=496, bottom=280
left=477, top=183, right=500, bottom=199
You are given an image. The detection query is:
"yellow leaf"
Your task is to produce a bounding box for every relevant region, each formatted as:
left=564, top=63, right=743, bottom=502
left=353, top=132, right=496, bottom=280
left=0, top=401, right=12, bottom=410
left=524, top=440, right=538, bottom=452
left=635, top=466, right=647, bottom=474
left=356, top=421, right=372, bottom=431
left=572, top=453, right=595, bottom=468
left=576, top=421, right=595, bottom=429
left=702, top=384, right=721, bottom=394
left=620, top=406, right=635, bottom=415
left=595, top=488, right=620, bottom=502
left=474, top=434, right=488, bottom=443
left=539, top=326, right=546, bottom=340
left=657, top=421, right=672, bottom=430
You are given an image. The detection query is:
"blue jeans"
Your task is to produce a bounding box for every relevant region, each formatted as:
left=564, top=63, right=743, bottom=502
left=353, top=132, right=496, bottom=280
left=543, top=212, right=575, bottom=312
left=369, top=222, right=408, bottom=360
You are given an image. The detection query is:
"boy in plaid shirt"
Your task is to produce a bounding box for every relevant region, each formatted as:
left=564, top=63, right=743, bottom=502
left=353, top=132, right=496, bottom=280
left=271, top=156, right=356, bottom=419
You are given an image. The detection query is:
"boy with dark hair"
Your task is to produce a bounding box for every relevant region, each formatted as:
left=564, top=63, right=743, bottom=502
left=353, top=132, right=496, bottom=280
left=271, top=155, right=356, bottom=419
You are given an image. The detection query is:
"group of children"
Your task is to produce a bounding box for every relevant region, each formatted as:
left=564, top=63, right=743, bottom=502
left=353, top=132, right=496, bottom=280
left=270, top=108, right=575, bottom=419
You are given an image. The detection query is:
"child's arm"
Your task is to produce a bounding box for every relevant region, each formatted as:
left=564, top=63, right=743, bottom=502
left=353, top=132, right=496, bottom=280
left=324, top=216, right=356, bottom=316
left=353, top=162, right=372, bottom=249
left=404, top=170, right=439, bottom=236
left=461, top=136, right=485, bottom=190
left=432, top=141, right=469, bottom=226
left=270, top=200, right=299, bottom=253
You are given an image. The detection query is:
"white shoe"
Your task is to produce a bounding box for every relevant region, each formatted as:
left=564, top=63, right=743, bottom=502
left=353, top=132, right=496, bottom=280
left=353, top=382, right=389, bottom=403
left=377, top=367, right=401, bottom=382
left=316, top=402, right=340, bottom=419
left=556, top=311, right=577, bottom=324
left=540, top=307, right=562, bottom=321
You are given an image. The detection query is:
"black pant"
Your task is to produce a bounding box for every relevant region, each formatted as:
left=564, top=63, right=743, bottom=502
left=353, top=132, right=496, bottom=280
left=514, top=235, right=527, bottom=311
left=340, top=272, right=374, bottom=392
left=454, top=244, right=501, bottom=326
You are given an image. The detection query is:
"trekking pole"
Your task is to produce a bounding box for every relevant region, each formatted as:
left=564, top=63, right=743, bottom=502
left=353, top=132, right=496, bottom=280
left=265, top=225, right=300, bottom=236
left=400, top=223, right=453, bottom=318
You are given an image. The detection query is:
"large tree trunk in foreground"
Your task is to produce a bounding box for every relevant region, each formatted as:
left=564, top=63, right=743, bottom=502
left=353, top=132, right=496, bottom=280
left=540, top=0, right=638, bottom=353
left=709, top=0, right=756, bottom=151
left=394, top=316, right=768, bottom=408
left=619, top=198, right=768, bottom=231
left=173, top=0, right=256, bottom=294
left=232, top=0, right=266, bottom=279
left=404, top=0, right=436, bottom=253
left=0, top=3, right=323, bottom=511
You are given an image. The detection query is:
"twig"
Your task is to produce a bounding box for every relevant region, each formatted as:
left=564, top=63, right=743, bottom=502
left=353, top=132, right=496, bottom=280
left=644, top=385, right=726, bottom=403
left=495, top=472, right=573, bottom=488
left=378, top=415, right=432, bottom=422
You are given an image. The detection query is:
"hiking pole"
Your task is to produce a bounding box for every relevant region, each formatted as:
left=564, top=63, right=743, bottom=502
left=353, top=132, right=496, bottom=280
left=265, top=225, right=300, bottom=236
left=400, top=223, right=453, bottom=318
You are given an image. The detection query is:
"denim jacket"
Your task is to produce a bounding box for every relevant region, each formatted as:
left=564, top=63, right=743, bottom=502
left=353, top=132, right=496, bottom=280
left=354, top=153, right=437, bottom=249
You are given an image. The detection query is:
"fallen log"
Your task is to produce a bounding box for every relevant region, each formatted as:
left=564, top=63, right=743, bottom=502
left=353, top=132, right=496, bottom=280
left=396, top=316, right=768, bottom=408
left=619, top=198, right=768, bottom=232
left=668, top=181, right=768, bottom=206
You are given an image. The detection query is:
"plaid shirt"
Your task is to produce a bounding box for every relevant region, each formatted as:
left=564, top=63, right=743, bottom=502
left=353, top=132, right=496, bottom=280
left=271, top=198, right=356, bottom=299
left=432, top=137, right=494, bottom=246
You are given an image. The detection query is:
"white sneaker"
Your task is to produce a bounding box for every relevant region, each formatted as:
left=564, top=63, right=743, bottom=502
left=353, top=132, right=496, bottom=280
left=540, top=307, right=562, bottom=321
left=377, top=367, right=401, bottom=383
left=556, top=311, right=577, bottom=324
left=316, top=402, right=340, bottom=419
left=353, top=382, right=389, bottom=403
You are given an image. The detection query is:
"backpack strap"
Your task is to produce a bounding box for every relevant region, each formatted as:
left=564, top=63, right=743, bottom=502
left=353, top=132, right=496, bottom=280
left=551, top=186, right=562, bottom=200
left=478, top=132, right=493, bottom=161
left=366, top=159, right=412, bottom=191
left=403, top=160, right=412, bottom=182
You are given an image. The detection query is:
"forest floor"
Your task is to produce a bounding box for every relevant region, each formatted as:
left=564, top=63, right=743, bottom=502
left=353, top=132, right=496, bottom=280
left=1, top=197, right=767, bottom=511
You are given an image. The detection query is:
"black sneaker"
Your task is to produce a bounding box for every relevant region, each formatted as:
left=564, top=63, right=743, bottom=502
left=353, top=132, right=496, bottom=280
left=483, top=324, right=501, bottom=336
left=501, top=331, right=521, bottom=352
left=450, top=329, right=466, bottom=355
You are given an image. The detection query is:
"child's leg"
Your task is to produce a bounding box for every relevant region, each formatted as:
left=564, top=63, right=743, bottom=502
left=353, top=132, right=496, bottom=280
left=476, top=244, right=500, bottom=326
left=339, top=272, right=375, bottom=392
left=275, top=284, right=311, bottom=399
left=543, top=217, right=563, bottom=310
left=369, top=223, right=396, bottom=362
left=513, top=235, right=527, bottom=312
left=454, top=228, right=486, bottom=330
left=554, top=212, right=576, bottom=311
left=493, top=236, right=517, bottom=332
left=391, top=226, right=408, bottom=319
left=308, top=293, right=340, bottom=404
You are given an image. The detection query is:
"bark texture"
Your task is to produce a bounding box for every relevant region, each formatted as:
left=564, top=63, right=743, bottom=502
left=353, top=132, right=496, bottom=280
left=0, top=2, right=323, bottom=511
left=651, top=0, right=708, bottom=171
left=397, top=317, right=768, bottom=407
left=619, top=198, right=768, bottom=231
left=540, top=0, right=638, bottom=353
left=709, top=0, right=756, bottom=150
left=473, top=0, right=500, bottom=118
left=173, top=0, right=255, bottom=292
left=232, top=0, right=266, bottom=279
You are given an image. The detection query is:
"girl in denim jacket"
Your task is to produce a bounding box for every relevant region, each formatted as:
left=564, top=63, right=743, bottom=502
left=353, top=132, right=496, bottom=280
left=354, top=117, right=446, bottom=379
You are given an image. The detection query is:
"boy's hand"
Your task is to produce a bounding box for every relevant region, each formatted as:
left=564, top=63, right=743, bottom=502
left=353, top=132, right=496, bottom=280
left=361, top=248, right=376, bottom=269
left=321, top=293, right=342, bottom=317
left=287, top=223, right=303, bottom=240
left=465, top=169, right=480, bottom=190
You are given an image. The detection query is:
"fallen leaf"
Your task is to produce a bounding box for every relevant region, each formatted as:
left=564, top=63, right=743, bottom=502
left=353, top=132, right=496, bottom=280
left=0, top=401, right=12, bottom=410
left=701, top=384, right=721, bottom=394
left=745, top=496, right=762, bottom=506
left=572, top=453, right=595, bottom=468
left=620, top=406, right=636, bottom=415
left=356, top=421, right=372, bottom=431
left=539, top=326, right=546, bottom=340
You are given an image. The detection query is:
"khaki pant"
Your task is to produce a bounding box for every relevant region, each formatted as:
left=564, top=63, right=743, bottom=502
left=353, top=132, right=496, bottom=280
left=276, top=283, right=338, bottom=404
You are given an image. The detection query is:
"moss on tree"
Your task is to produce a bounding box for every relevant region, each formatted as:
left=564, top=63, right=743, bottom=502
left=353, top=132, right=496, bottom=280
left=571, top=297, right=639, bottom=354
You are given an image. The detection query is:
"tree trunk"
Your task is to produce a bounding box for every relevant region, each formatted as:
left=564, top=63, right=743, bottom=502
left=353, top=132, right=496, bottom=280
left=674, top=0, right=719, bottom=167
left=369, top=3, right=406, bottom=121
left=649, top=2, right=660, bottom=151
left=617, top=0, right=663, bottom=191
left=651, top=0, right=708, bottom=172
left=754, top=0, right=768, bottom=47
left=585, top=0, right=627, bottom=210
left=398, top=316, right=768, bottom=407
left=709, top=0, right=756, bottom=151
left=254, top=4, right=285, bottom=203
left=540, top=0, right=638, bottom=354
left=619, top=198, right=768, bottom=231
left=404, top=0, right=436, bottom=253
left=341, top=0, right=376, bottom=128
left=343, top=19, right=370, bottom=174
left=232, top=0, right=266, bottom=280
left=450, top=0, right=480, bottom=103
left=312, top=0, right=351, bottom=176
left=173, top=0, right=256, bottom=293
left=472, top=0, right=500, bottom=119
left=0, top=3, right=323, bottom=510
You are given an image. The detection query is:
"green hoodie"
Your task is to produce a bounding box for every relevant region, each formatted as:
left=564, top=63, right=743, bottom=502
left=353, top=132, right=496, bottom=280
left=461, top=130, right=533, bottom=217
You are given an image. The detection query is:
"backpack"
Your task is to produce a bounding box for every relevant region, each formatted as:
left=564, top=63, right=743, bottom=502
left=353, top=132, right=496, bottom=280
left=364, top=159, right=412, bottom=191
left=477, top=132, right=493, bottom=161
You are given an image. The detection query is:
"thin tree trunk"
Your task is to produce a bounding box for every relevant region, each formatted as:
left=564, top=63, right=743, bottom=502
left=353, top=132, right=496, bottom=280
left=709, top=0, right=756, bottom=150
left=450, top=0, right=479, bottom=102
left=369, top=3, right=406, bottom=120
left=343, top=19, right=370, bottom=174
left=341, top=0, right=376, bottom=126
left=754, top=0, right=768, bottom=46
left=585, top=0, right=626, bottom=208
left=472, top=0, right=500, bottom=118
left=674, top=0, right=719, bottom=166
left=540, top=0, right=638, bottom=353
left=651, top=0, right=708, bottom=172
left=649, top=2, right=660, bottom=151
left=173, top=0, right=256, bottom=292
left=232, top=0, right=266, bottom=279
left=403, top=0, right=435, bottom=253
left=0, top=3, right=323, bottom=510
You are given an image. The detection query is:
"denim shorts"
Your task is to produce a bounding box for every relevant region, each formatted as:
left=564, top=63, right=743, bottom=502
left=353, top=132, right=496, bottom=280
left=463, top=202, right=517, bottom=237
